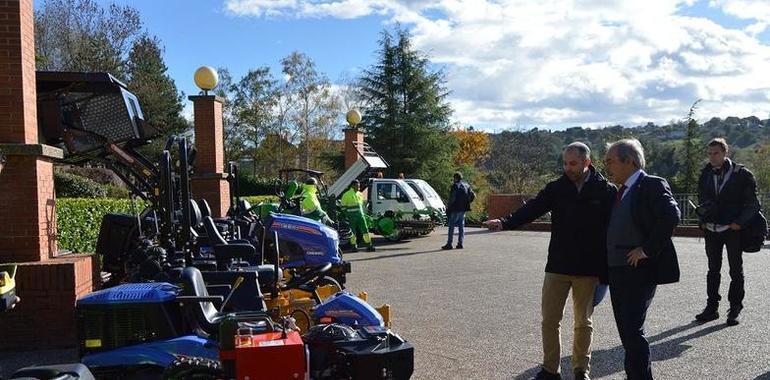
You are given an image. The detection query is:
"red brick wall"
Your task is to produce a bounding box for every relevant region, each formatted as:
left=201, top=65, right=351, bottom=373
left=191, top=96, right=225, bottom=173
left=190, top=95, right=230, bottom=216
left=0, top=0, right=94, bottom=351
left=0, top=255, right=94, bottom=349
left=0, top=0, right=38, bottom=144
left=191, top=177, right=231, bottom=218
left=487, top=194, right=529, bottom=219
left=0, top=0, right=58, bottom=262
left=0, top=154, right=58, bottom=262
left=344, top=128, right=364, bottom=169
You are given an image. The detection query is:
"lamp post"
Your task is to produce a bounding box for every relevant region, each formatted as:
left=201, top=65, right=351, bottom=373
left=189, top=66, right=230, bottom=217
left=346, top=109, right=362, bottom=128
left=343, top=109, right=364, bottom=169
left=194, top=66, right=219, bottom=95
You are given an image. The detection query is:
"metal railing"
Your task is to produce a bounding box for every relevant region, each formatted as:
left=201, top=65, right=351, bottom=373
left=521, top=193, right=770, bottom=226
left=673, top=193, right=770, bottom=226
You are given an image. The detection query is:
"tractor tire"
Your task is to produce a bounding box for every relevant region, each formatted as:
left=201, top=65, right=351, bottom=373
left=163, top=356, right=222, bottom=380
left=314, top=275, right=342, bottom=293
left=384, top=229, right=402, bottom=242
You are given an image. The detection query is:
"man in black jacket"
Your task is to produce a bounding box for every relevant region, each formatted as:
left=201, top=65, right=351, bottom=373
left=443, top=172, right=474, bottom=250
left=694, top=138, right=760, bottom=326
left=484, top=142, right=615, bottom=380
left=604, top=139, right=680, bottom=380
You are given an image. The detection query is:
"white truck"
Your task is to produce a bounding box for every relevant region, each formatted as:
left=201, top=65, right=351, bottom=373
left=404, top=179, right=447, bottom=225
left=327, top=143, right=435, bottom=240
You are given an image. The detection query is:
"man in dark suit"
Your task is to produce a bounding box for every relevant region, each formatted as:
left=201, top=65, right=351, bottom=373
left=694, top=138, right=760, bottom=326
left=603, top=139, right=681, bottom=380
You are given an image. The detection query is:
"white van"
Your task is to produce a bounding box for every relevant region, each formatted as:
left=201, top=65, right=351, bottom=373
left=404, top=179, right=446, bottom=225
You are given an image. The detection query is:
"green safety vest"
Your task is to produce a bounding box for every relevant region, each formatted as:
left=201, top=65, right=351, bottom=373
left=300, top=184, right=323, bottom=215
left=341, top=188, right=364, bottom=214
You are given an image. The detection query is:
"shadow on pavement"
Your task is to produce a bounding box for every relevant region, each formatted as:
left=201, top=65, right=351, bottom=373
left=754, top=372, right=770, bottom=380
left=346, top=249, right=447, bottom=263
left=513, top=321, right=727, bottom=379
left=456, top=229, right=494, bottom=235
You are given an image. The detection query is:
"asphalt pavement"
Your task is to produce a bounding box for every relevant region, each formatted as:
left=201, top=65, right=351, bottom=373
left=346, top=227, right=770, bottom=380
left=2, top=227, right=769, bottom=380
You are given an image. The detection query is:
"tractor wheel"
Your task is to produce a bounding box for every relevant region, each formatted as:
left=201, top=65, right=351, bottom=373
left=384, top=229, right=402, bottom=242
left=163, top=356, right=222, bottom=380
left=314, top=275, right=342, bottom=293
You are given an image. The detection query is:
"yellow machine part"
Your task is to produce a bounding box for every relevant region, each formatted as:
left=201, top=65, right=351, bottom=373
left=0, top=265, right=17, bottom=295
left=0, top=271, right=12, bottom=293
left=262, top=285, right=391, bottom=330
left=358, top=291, right=391, bottom=327
left=376, top=304, right=391, bottom=328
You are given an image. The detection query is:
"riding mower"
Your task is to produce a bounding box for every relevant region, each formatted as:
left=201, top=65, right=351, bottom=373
left=74, top=265, right=411, bottom=379
left=251, top=167, right=354, bottom=247
left=1, top=264, right=97, bottom=380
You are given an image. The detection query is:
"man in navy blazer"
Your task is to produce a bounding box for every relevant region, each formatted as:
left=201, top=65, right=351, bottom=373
left=603, top=139, right=681, bottom=380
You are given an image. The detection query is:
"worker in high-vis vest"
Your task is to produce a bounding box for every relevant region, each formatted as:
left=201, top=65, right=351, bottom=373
left=341, top=180, right=375, bottom=252
left=300, top=177, right=333, bottom=225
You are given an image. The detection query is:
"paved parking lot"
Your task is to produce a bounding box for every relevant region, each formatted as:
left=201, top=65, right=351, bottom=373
left=2, top=227, right=769, bottom=379
left=346, top=227, right=770, bottom=380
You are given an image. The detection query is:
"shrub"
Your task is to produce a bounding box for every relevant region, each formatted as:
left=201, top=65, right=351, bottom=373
left=237, top=175, right=279, bottom=196
left=57, top=198, right=146, bottom=253
left=242, top=195, right=279, bottom=206
left=61, top=167, right=124, bottom=187
left=54, top=171, right=108, bottom=198
left=104, top=184, right=131, bottom=198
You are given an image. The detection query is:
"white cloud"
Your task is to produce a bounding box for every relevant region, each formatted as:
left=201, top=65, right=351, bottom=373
left=226, top=0, right=770, bottom=130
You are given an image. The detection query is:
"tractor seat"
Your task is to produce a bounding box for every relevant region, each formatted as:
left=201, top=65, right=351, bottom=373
left=242, top=264, right=283, bottom=291
left=10, top=363, right=95, bottom=380
left=202, top=216, right=255, bottom=269
left=180, top=266, right=269, bottom=337
left=197, top=198, right=233, bottom=235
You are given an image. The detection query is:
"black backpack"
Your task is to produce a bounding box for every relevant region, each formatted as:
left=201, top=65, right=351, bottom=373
left=466, top=183, right=476, bottom=204
left=741, top=211, right=768, bottom=253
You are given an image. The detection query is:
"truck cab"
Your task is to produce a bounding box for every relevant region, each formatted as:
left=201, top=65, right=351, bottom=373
left=368, top=179, right=427, bottom=215
left=404, top=179, right=446, bottom=224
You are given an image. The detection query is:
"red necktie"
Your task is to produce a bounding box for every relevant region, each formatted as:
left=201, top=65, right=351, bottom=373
left=615, top=185, right=627, bottom=206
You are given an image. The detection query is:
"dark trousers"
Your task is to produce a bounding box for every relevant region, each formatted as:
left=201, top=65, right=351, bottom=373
left=704, top=229, right=744, bottom=309
left=609, top=266, right=657, bottom=380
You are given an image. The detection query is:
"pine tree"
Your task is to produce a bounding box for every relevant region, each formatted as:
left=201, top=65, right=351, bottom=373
left=359, top=28, right=455, bottom=192
left=679, top=100, right=703, bottom=194
left=126, top=35, right=187, bottom=134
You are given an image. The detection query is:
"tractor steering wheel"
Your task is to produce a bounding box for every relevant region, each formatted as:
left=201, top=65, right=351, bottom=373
left=282, top=263, right=332, bottom=291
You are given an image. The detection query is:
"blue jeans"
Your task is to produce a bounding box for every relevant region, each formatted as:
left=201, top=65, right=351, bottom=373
left=446, top=211, right=466, bottom=245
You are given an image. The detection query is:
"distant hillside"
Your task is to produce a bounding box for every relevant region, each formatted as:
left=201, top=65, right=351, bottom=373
left=485, top=116, right=770, bottom=194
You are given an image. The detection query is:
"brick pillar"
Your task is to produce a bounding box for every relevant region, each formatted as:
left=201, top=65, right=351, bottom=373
left=189, top=95, right=230, bottom=217
left=0, top=0, right=94, bottom=350
left=344, top=128, right=364, bottom=169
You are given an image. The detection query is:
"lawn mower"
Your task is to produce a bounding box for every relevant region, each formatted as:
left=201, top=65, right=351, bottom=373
left=74, top=265, right=409, bottom=379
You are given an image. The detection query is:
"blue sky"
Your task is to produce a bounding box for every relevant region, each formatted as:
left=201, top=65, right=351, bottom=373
left=95, top=0, right=770, bottom=131
left=107, top=0, right=385, bottom=101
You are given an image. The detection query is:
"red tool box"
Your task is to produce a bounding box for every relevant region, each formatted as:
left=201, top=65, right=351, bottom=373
left=221, top=329, right=308, bottom=380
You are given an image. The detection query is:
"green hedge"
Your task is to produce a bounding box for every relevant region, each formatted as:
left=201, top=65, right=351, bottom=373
left=55, top=171, right=108, bottom=198
left=242, top=195, right=279, bottom=205
left=54, top=171, right=131, bottom=199
left=57, top=198, right=145, bottom=253
left=56, top=197, right=277, bottom=253
left=238, top=176, right=279, bottom=196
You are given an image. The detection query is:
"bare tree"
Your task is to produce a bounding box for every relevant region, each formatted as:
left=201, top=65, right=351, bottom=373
left=35, top=0, right=143, bottom=78
left=280, top=52, right=342, bottom=170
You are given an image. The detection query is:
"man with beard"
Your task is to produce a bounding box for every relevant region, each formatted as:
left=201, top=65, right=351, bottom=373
left=484, top=142, right=615, bottom=380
